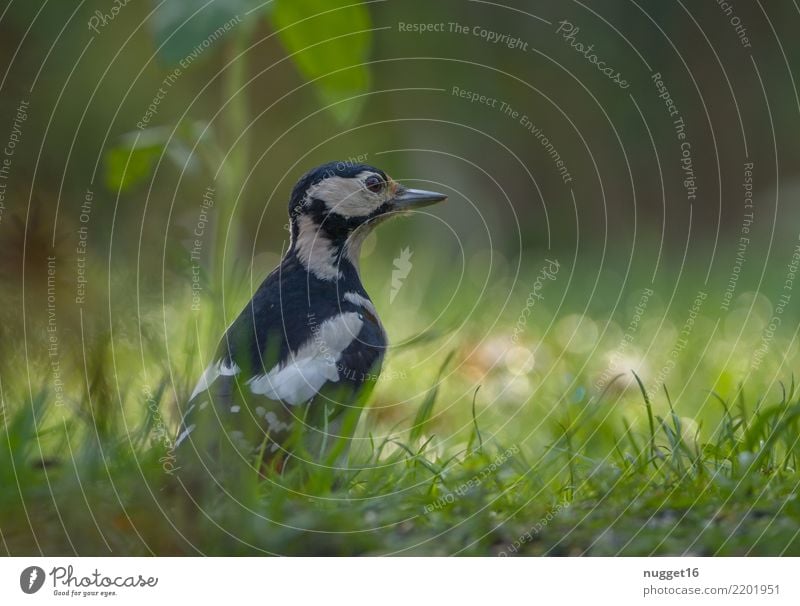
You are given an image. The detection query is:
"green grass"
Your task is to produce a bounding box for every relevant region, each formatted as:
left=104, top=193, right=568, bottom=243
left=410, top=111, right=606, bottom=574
left=2, top=249, right=799, bottom=556
left=2, top=361, right=799, bottom=555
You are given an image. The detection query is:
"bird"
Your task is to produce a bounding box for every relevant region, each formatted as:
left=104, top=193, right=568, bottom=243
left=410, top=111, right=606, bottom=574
left=175, top=161, right=447, bottom=475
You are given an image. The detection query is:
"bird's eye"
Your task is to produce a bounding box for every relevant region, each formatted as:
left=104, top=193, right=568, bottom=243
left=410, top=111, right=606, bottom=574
left=364, top=175, right=384, bottom=193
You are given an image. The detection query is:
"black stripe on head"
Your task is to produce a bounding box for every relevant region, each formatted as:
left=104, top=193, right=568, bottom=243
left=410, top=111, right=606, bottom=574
left=287, top=161, right=390, bottom=243
left=306, top=196, right=385, bottom=245
left=288, top=161, right=388, bottom=215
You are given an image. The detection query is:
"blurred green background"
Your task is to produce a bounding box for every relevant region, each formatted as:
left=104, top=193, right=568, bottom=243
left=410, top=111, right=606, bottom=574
left=1, top=0, right=800, bottom=555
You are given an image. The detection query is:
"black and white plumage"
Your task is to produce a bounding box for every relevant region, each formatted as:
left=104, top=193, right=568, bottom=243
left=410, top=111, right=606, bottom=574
left=176, top=161, right=446, bottom=470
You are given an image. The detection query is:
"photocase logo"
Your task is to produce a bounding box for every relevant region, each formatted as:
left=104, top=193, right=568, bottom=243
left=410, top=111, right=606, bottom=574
left=20, top=566, right=45, bottom=594
left=390, top=247, right=413, bottom=303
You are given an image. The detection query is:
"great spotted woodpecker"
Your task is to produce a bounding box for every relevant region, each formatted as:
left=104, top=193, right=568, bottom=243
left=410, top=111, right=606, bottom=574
left=176, top=161, right=447, bottom=472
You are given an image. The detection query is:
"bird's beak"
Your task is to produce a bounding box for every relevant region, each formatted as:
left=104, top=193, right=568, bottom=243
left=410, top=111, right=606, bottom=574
left=391, top=186, right=447, bottom=210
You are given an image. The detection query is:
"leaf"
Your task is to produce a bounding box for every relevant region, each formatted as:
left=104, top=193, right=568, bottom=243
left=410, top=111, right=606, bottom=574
left=149, top=0, right=263, bottom=66
left=104, top=127, right=172, bottom=192
left=272, top=0, right=372, bottom=124
left=105, top=142, right=163, bottom=193
left=104, top=124, right=209, bottom=193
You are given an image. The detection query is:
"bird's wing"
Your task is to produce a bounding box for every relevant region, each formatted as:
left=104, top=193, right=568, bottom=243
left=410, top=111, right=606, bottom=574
left=176, top=360, right=298, bottom=468
left=247, top=311, right=364, bottom=405
left=176, top=311, right=366, bottom=458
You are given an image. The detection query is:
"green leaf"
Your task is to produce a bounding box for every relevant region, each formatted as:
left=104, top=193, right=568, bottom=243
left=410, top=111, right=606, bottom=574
left=272, top=0, right=372, bottom=124
left=104, top=127, right=172, bottom=193
left=149, top=0, right=263, bottom=66
left=105, top=137, right=165, bottom=193
left=104, top=122, right=213, bottom=193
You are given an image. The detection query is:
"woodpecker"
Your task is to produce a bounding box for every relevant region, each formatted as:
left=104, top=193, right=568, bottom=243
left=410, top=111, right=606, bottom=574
left=176, top=161, right=447, bottom=472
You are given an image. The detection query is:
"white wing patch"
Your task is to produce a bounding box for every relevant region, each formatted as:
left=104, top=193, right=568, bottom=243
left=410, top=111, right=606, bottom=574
left=189, top=358, right=241, bottom=401
left=247, top=312, right=363, bottom=405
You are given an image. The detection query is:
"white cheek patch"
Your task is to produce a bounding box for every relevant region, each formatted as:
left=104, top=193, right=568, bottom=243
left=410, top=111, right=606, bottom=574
left=306, top=172, right=387, bottom=218
left=248, top=312, right=364, bottom=405
left=294, top=214, right=341, bottom=281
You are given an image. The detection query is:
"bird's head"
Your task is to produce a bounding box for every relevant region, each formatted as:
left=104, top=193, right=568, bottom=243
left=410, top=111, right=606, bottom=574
left=286, top=161, right=447, bottom=280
